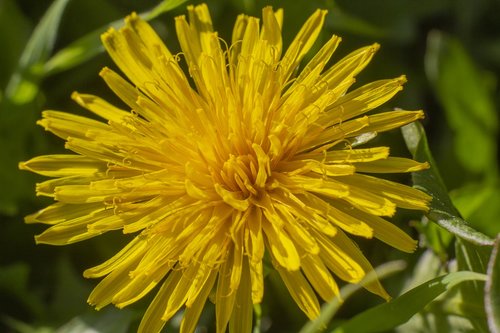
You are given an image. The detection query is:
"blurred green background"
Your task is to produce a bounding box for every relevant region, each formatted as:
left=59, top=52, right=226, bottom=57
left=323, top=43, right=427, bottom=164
left=1, top=0, right=499, bottom=332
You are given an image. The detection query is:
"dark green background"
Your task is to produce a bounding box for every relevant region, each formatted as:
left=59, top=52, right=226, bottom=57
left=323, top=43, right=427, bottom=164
left=1, top=0, right=499, bottom=332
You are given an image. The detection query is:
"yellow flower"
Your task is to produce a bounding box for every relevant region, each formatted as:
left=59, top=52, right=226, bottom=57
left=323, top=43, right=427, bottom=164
left=20, top=4, right=431, bottom=333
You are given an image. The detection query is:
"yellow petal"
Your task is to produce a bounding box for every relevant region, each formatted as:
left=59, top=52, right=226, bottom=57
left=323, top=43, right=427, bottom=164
left=281, top=9, right=327, bottom=82
left=315, top=230, right=365, bottom=283
left=249, top=259, right=264, bottom=304
left=321, top=43, right=379, bottom=92
left=303, top=116, right=370, bottom=152
left=112, top=263, right=168, bottom=308
left=34, top=208, right=115, bottom=245
left=260, top=6, right=282, bottom=58
left=230, top=13, right=248, bottom=65
left=340, top=173, right=431, bottom=211
left=38, top=110, right=109, bottom=141
left=252, top=143, right=270, bottom=188
left=348, top=110, right=425, bottom=137
left=185, top=264, right=216, bottom=307
left=340, top=184, right=397, bottom=217
left=228, top=261, right=253, bottom=333
left=354, top=157, right=430, bottom=173
left=180, top=270, right=217, bottom=333
left=244, top=209, right=265, bottom=304
left=321, top=76, right=406, bottom=125
left=161, top=264, right=200, bottom=321
left=19, top=154, right=105, bottom=177
left=276, top=205, right=320, bottom=254
left=321, top=146, right=390, bottom=163
left=216, top=245, right=240, bottom=333
left=126, top=12, right=173, bottom=59
left=301, top=253, right=340, bottom=302
left=175, top=4, right=213, bottom=68
left=71, top=92, right=130, bottom=123
left=84, top=236, right=147, bottom=278
left=273, top=264, right=320, bottom=320
left=333, top=201, right=418, bottom=253
left=25, top=202, right=104, bottom=225
left=35, top=175, right=93, bottom=198
left=325, top=204, right=374, bottom=238
left=275, top=173, right=349, bottom=199
left=331, top=230, right=390, bottom=300
left=293, top=34, right=341, bottom=89
left=185, top=178, right=210, bottom=200
left=99, top=67, right=141, bottom=110
left=88, top=253, right=142, bottom=310
left=262, top=217, right=300, bottom=271
left=187, top=4, right=213, bottom=34
left=101, top=27, right=152, bottom=90
left=138, top=268, right=183, bottom=333
left=214, top=183, right=250, bottom=211
left=244, top=208, right=265, bottom=265
left=275, top=191, right=338, bottom=236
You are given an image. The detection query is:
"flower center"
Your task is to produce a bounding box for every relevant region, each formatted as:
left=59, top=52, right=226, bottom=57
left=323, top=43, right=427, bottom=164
left=212, top=143, right=271, bottom=210
left=220, top=154, right=260, bottom=196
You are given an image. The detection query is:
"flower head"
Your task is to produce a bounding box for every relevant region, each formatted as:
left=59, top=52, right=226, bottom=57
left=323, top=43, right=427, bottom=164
left=21, top=4, right=431, bottom=333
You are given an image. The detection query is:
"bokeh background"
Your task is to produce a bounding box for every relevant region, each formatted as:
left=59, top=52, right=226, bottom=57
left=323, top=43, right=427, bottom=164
left=1, top=0, right=499, bottom=332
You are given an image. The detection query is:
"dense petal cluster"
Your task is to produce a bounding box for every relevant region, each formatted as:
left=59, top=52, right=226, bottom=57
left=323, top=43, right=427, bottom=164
left=20, top=4, right=431, bottom=333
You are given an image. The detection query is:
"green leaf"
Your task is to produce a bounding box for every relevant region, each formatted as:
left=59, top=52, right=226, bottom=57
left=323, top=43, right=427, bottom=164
left=142, top=0, right=189, bottom=21
left=425, top=31, right=498, bottom=177
left=43, top=0, right=188, bottom=76
left=4, top=0, right=71, bottom=104
left=299, top=260, right=407, bottom=333
left=455, top=238, right=491, bottom=332
left=395, top=310, right=479, bottom=333
left=331, top=271, right=487, bottom=333
left=0, top=0, right=31, bottom=88
left=17, top=0, right=70, bottom=69
left=402, top=122, right=494, bottom=246
left=396, top=247, right=486, bottom=333
left=485, top=235, right=500, bottom=333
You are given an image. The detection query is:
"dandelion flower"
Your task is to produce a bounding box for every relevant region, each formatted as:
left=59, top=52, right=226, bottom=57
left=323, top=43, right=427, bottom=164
left=20, top=4, right=431, bottom=333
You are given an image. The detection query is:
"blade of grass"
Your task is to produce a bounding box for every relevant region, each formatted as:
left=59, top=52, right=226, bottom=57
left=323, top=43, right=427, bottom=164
left=331, top=271, right=487, bottom=333
left=4, top=0, right=70, bottom=104
left=299, top=260, right=407, bottom=333
left=142, top=0, right=188, bottom=21
left=485, top=235, right=500, bottom=333
left=43, top=0, right=187, bottom=76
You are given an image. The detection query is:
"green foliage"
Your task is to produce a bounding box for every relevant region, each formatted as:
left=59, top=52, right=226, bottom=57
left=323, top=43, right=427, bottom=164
left=300, top=261, right=407, bottom=333
left=401, top=121, right=495, bottom=333
left=486, top=236, right=500, bottom=333
left=44, top=0, right=188, bottom=76
left=402, top=122, right=494, bottom=246
left=425, top=31, right=498, bottom=179
left=331, top=271, right=487, bottom=333
left=451, top=184, right=500, bottom=238
left=5, top=0, right=70, bottom=105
